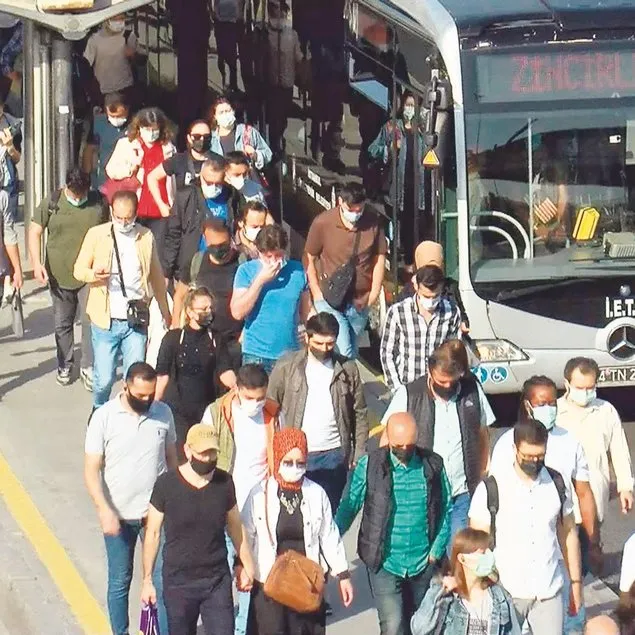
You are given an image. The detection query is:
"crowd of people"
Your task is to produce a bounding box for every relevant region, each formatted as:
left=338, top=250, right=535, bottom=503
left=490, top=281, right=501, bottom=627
left=1, top=6, right=635, bottom=635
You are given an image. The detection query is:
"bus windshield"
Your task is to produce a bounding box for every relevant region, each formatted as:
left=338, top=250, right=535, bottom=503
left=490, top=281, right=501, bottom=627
left=464, top=46, right=635, bottom=284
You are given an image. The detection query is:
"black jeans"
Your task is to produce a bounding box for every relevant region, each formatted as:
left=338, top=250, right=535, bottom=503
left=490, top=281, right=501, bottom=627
left=138, top=217, right=168, bottom=274
left=164, top=572, right=234, bottom=635
left=50, top=283, right=93, bottom=370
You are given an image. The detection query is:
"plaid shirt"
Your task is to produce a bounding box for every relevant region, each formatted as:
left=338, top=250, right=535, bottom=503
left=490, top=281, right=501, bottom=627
left=380, top=294, right=461, bottom=390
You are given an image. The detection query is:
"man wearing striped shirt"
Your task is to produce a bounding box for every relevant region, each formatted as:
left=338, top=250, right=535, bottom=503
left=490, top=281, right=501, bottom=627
left=380, top=264, right=461, bottom=391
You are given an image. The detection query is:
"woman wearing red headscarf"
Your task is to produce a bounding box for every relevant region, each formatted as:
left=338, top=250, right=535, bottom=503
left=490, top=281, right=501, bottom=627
left=241, top=428, right=354, bottom=634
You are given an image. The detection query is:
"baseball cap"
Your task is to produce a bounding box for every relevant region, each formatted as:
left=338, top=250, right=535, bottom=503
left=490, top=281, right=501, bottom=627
left=414, top=241, right=444, bottom=270
left=186, top=424, right=219, bottom=453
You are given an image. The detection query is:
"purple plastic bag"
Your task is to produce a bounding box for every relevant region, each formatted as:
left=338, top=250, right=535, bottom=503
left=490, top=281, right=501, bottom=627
left=139, top=603, right=160, bottom=635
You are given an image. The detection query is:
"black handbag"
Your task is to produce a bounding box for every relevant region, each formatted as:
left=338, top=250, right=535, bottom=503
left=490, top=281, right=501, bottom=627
left=319, top=228, right=362, bottom=310
left=111, top=226, right=150, bottom=330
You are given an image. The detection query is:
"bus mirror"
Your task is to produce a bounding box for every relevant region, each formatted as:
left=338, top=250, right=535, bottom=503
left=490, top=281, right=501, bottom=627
left=436, top=80, right=452, bottom=111
left=424, top=131, right=438, bottom=149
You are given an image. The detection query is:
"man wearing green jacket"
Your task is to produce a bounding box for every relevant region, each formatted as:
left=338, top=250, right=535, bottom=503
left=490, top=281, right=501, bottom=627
left=336, top=412, right=452, bottom=635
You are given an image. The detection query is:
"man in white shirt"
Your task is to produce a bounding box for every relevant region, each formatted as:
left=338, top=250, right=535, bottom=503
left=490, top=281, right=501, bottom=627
left=268, top=312, right=369, bottom=510
left=201, top=363, right=281, bottom=635
left=470, top=419, right=583, bottom=635
left=556, top=357, right=634, bottom=567
left=490, top=375, right=601, bottom=573
left=84, top=362, right=177, bottom=635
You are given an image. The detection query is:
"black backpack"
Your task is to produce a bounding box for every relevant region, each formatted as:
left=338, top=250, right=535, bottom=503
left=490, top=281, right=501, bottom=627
left=484, top=467, right=566, bottom=547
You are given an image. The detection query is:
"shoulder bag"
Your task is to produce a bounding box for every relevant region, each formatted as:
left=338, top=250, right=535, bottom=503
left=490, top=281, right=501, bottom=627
left=262, top=480, right=325, bottom=613
left=111, top=226, right=150, bottom=330
left=319, top=227, right=362, bottom=311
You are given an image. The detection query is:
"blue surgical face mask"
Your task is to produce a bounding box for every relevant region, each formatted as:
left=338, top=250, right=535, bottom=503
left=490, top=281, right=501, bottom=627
left=462, top=549, right=496, bottom=578
left=341, top=205, right=363, bottom=225
left=567, top=383, right=596, bottom=408
left=201, top=182, right=223, bottom=199
left=530, top=403, right=557, bottom=431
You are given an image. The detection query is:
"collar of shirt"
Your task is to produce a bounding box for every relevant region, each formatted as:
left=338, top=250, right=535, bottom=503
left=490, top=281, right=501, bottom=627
left=389, top=451, right=423, bottom=471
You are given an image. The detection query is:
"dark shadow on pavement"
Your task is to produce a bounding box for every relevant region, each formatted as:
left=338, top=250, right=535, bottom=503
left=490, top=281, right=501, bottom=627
left=327, top=557, right=376, bottom=625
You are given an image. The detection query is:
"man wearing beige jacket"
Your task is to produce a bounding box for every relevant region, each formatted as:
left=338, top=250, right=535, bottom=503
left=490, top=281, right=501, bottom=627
left=74, top=190, right=171, bottom=408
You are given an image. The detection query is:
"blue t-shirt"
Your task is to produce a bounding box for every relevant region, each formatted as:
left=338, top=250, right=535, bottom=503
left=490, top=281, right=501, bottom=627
left=198, top=189, right=232, bottom=252
left=234, top=259, right=307, bottom=359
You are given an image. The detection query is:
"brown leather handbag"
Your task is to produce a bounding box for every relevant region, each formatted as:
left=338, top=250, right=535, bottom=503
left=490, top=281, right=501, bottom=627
left=262, top=481, right=325, bottom=613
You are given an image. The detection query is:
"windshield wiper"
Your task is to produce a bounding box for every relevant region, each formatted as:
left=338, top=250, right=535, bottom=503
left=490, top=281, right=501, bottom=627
left=494, top=277, right=597, bottom=302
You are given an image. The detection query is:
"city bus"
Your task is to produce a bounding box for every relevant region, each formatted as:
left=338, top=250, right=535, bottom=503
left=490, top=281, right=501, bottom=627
left=267, top=0, right=635, bottom=393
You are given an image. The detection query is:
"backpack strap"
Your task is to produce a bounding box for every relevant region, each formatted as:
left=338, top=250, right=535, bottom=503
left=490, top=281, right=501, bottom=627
left=123, top=28, right=132, bottom=45
left=189, top=251, right=205, bottom=282
left=545, top=466, right=567, bottom=520
left=483, top=475, right=499, bottom=548
left=48, top=189, right=63, bottom=215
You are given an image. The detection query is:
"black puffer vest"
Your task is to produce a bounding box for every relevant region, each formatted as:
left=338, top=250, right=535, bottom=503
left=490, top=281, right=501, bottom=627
left=358, top=446, right=445, bottom=573
left=406, top=374, right=482, bottom=495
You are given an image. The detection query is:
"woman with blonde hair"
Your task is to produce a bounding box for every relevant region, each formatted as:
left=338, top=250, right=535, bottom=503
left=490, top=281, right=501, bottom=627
left=411, top=528, right=521, bottom=635
left=155, top=286, right=236, bottom=460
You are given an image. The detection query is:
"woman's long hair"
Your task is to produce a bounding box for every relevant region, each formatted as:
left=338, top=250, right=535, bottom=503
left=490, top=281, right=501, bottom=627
left=207, top=97, right=233, bottom=131
left=449, top=528, right=496, bottom=599
left=127, top=107, right=174, bottom=144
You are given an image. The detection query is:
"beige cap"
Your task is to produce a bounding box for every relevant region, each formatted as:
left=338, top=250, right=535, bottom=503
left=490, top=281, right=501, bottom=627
left=186, top=424, right=220, bottom=453
left=414, top=241, right=444, bottom=270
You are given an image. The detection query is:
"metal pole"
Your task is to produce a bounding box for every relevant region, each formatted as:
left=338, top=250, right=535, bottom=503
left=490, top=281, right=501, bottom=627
left=528, top=117, right=535, bottom=259
left=23, top=20, right=36, bottom=241
left=52, top=34, right=73, bottom=188
left=40, top=29, right=52, bottom=200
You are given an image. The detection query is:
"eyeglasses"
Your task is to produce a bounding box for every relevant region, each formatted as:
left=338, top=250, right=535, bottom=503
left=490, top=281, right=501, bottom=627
left=516, top=450, right=546, bottom=462
left=191, top=134, right=210, bottom=140
left=281, top=459, right=307, bottom=469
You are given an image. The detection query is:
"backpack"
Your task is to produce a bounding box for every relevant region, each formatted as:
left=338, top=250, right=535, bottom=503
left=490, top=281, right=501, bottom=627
left=484, top=467, right=566, bottom=547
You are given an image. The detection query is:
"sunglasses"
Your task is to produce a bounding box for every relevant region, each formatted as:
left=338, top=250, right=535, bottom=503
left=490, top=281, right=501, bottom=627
left=191, top=134, right=211, bottom=140
left=281, top=459, right=307, bottom=469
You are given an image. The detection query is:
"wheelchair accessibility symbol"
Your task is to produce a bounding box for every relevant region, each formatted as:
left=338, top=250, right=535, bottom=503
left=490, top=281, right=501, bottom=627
left=472, top=366, right=488, bottom=384
left=489, top=366, right=509, bottom=384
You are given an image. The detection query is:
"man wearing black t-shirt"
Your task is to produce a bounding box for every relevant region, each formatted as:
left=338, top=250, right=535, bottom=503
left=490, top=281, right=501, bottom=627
left=171, top=218, right=244, bottom=370
left=142, top=424, right=255, bottom=635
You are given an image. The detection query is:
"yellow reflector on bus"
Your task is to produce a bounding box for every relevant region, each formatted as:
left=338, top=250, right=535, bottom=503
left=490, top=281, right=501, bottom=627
left=423, top=149, right=440, bottom=168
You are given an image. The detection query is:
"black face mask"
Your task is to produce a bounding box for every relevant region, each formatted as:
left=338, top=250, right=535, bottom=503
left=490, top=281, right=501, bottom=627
left=310, top=347, right=334, bottom=362
left=197, top=312, right=214, bottom=328
left=433, top=381, right=459, bottom=400
left=191, top=457, right=217, bottom=475
left=191, top=135, right=212, bottom=153
left=127, top=392, right=154, bottom=414
left=518, top=457, right=544, bottom=479
left=207, top=242, right=232, bottom=261
left=391, top=446, right=415, bottom=464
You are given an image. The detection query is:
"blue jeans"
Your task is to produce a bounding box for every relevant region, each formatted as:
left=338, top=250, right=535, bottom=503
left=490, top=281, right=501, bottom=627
left=103, top=520, right=167, bottom=635
left=368, top=565, right=436, bottom=635
left=314, top=300, right=369, bottom=359
left=92, top=319, right=147, bottom=407
left=306, top=447, right=348, bottom=512
left=225, top=533, right=250, bottom=635
left=241, top=353, right=277, bottom=375
left=448, top=492, right=471, bottom=553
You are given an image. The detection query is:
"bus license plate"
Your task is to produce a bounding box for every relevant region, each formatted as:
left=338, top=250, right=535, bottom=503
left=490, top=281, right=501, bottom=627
left=598, top=366, right=635, bottom=384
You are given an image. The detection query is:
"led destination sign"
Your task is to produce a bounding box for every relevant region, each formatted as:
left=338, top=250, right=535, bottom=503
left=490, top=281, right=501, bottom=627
left=476, top=50, right=635, bottom=103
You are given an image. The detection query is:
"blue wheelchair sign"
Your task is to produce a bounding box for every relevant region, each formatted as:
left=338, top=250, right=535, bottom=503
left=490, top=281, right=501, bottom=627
left=489, top=366, right=509, bottom=384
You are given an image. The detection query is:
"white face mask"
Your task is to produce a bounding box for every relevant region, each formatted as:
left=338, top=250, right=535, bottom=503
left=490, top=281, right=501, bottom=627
left=418, top=295, right=440, bottom=311
left=243, top=225, right=261, bottom=242
left=340, top=205, right=363, bottom=225
left=278, top=464, right=306, bottom=484
left=403, top=105, right=415, bottom=121
left=140, top=128, right=160, bottom=144
left=216, top=111, right=236, bottom=129
left=201, top=182, right=223, bottom=199
left=567, top=383, right=596, bottom=408
left=108, top=116, right=127, bottom=128
left=108, top=20, right=126, bottom=33
left=112, top=217, right=136, bottom=234
left=227, top=175, right=246, bottom=191
left=240, top=397, right=265, bottom=417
